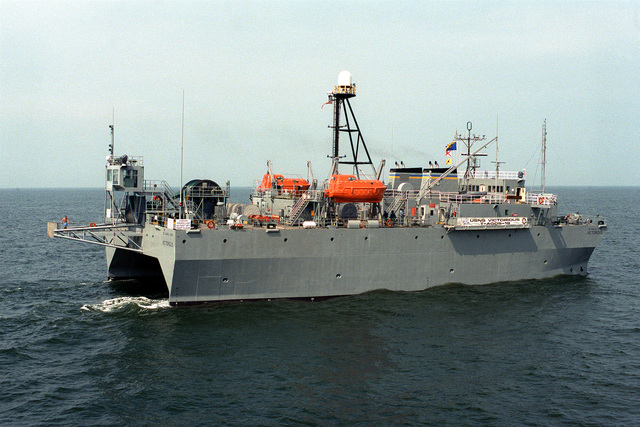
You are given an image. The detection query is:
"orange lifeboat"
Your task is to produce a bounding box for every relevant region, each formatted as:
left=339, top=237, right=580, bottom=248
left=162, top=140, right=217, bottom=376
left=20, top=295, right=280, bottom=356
left=324, top=174, right=386, bottom=203
left=258, top=174, right=310, bottom=196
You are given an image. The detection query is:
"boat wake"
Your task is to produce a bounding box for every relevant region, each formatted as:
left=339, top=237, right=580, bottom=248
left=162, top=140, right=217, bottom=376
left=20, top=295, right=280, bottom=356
left=81, top=296, right=170, bottom=313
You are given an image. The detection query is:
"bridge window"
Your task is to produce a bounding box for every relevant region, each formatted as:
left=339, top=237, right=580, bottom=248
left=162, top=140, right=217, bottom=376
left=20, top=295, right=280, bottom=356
left=123, top=169, right=138, bottom=187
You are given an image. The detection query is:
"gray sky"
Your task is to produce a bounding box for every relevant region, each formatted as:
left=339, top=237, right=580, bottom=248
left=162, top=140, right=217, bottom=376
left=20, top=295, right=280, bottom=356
left=1, top=0, right=639, bottom=189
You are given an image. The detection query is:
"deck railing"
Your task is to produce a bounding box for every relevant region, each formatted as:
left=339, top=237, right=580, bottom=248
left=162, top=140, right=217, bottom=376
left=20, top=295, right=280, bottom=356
left=458, top=170, right=523, bottom=180
left=527, top=193, right=557, bottom=205
left=107, top=155, right=143, bottom=167
left=438, top=192, right=508, bottom=204
left=437, top=191, right=557, bottom=205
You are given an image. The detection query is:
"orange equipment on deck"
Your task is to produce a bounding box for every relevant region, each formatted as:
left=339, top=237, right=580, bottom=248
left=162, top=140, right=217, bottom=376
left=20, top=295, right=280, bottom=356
left=324, top=174, right=386, bottom=203
left=258, top=174, right=310, bottom=196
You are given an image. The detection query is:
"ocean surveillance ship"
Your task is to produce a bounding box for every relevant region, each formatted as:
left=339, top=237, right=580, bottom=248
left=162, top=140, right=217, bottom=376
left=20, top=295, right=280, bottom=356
left=48, top=71, right=607, bottom=305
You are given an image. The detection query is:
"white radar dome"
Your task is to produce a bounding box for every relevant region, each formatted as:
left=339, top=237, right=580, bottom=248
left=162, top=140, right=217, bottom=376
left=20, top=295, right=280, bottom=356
left=337, top=70, right=352, bottom=86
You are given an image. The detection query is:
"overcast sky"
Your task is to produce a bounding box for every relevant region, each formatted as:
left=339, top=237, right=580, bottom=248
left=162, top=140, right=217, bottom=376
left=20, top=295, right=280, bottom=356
left=1, top=0, right=639, bottom=189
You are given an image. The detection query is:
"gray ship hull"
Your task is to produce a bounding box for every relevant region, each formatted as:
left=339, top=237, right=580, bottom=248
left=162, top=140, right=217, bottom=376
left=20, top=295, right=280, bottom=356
left=51, top=75, right=606, bottom=305
left=116, top=222, right=604, bottom=305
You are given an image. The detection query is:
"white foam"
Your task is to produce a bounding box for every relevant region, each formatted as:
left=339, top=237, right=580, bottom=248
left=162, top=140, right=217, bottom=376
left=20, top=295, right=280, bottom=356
left=81, top=296, right=170, bottom=312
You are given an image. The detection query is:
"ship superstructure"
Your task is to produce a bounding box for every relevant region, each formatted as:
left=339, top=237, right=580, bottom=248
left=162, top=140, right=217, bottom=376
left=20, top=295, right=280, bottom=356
left=48, top=72, right=606, bottom=305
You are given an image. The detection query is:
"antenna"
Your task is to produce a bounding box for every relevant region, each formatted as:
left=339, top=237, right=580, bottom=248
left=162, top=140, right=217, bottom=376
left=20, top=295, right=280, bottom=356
left=454, top=121, right=487, bottom=187
left=180, top=90, right=185, bottom=219
left=490, top=115, right=505, bottom=188
left=109, top=108, right=114, bottom=156
left=541, top=119, right=547, bottom=194
left=417, top=135, right=498, bottom=199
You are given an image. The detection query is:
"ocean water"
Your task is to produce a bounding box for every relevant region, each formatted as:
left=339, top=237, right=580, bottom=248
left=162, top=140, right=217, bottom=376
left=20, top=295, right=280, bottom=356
left=1, top=186, right=639, bottom=425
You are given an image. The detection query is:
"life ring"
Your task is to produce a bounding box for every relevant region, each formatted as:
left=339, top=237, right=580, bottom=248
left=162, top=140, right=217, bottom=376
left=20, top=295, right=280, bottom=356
left=89, top=222, right=96, bottom=227
left=522, top=218, right=528, bottom=224
left=235, top=223, right=243, bottom=230
left=386, top=219, right=393, bottom=227
left=538, top=196, right=544, bottom=205
left=207, top=220, right=215, bottom=229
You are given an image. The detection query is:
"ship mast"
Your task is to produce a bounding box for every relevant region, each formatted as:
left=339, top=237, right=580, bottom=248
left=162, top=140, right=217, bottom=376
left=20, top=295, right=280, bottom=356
left=541, top=119, right=547, bottom=194
left=328, top=71, right=376, bottom=178
left=491, top=117, right=505, bottom=191
left=453, top=121, right=486, bottom=190
left=180, top=90, right=185, bottom=219
left=109, top=108, right=115, bottom=156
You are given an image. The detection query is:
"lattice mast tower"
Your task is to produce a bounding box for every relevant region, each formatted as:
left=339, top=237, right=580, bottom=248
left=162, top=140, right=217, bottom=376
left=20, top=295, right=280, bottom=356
left=327, top=71, right=377, bottom=178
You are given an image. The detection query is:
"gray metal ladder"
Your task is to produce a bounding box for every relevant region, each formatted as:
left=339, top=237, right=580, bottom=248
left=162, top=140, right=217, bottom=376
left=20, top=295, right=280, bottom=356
left=387, top=193, right=406, bottom=215
left=286, top=193, right=310, bottom=225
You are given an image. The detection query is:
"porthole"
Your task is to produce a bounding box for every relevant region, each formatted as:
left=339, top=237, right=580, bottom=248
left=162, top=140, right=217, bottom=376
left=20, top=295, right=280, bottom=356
left=336, top=274, right=342, bottom=279
left=182, top=239, right=186, bottom=244
left=284, top=238, right=288, bottom=242
left=364, top=236, right=368, bottom=241
left=415, top=236, right=418, bottom=240
left=449, top=269, right=454, bottom=273
left=476, top=234, right=480, bottom=238
left=330, top=237, right=334, bottom=241
left=441, top=235, right=444, bottom=240
left=544, top=260, right=548, bottom=264
left=508, top=233, right=511, bottom=237
left=222, top=277, right=229, bottom=283
left=223, top=238, right=227, bottom=243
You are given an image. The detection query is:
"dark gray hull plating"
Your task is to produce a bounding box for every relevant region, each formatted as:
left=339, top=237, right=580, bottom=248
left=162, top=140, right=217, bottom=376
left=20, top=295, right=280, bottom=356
left=113, top=222, right=604, bottom=305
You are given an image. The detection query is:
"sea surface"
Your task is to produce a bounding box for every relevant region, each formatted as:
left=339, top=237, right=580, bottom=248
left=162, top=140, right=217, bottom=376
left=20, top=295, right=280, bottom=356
left=1, top=186, right=639, bottom=425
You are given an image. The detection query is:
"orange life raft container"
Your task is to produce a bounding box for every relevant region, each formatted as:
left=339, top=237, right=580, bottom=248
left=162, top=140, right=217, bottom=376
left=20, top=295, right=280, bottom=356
left=257, top=174, right=310, bottom=196
left=324, top=174, right=386, bottom=203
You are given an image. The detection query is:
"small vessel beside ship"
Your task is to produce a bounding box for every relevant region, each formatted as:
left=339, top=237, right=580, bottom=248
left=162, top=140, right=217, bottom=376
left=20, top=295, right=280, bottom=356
left=48, top=71, right=607, bottom=305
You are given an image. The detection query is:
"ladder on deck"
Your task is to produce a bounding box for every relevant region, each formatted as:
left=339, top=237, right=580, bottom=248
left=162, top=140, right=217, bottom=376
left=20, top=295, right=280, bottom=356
left=387, top=192, right=406, bottom=215
left=286, top=193, right=310, bottom=225
left=144, top=181, right=180, bottom=213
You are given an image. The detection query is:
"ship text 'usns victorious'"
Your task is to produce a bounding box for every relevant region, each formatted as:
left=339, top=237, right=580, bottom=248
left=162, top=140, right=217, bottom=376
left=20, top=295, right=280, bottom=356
left=48, top=71, right=607, bottom=305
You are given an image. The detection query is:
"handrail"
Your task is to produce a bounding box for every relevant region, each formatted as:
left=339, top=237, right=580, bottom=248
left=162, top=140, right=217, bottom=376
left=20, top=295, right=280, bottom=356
left=107, top=155, right=143, bottom=167
left=458, top=170, right=524, bottom=180
left=527, top=193, right=558, bottom=205
left=333, top=85, right=356, bottom=95
left=438, top=192, right=507, bottom=204
left=384, top=189, right=420, bottom=199
left=144, top=180, right=175, bottom=196
left=436, top=191, right=557, bottom=205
